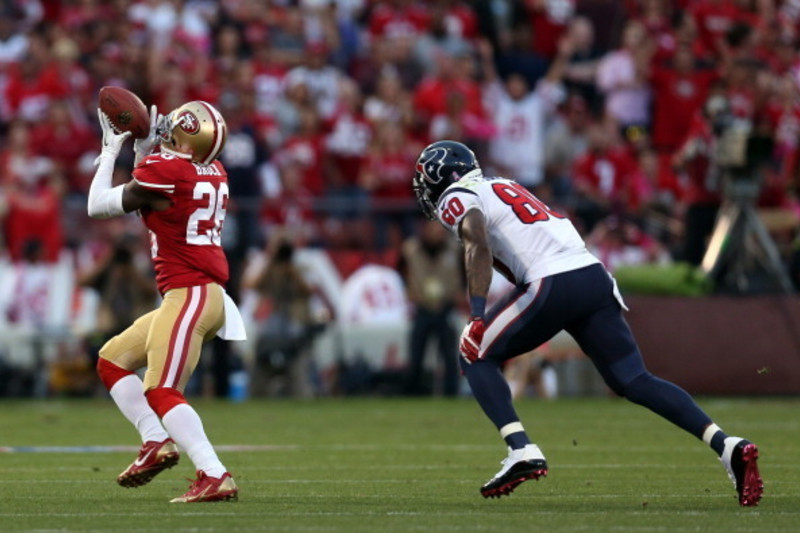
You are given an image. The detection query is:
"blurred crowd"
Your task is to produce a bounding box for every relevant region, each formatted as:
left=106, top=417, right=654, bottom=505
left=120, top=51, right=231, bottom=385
left=3, top=0, right=800, bottom=396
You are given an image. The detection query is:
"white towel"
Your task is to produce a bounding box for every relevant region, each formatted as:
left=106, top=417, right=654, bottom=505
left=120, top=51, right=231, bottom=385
left=216, top=289, right=247, bottom=341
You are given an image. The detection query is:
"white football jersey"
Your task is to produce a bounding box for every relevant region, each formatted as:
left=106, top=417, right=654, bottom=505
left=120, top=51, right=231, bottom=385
left=484, top=80, right=564, bottom=187
left=435, top=174, right=599, bottom=285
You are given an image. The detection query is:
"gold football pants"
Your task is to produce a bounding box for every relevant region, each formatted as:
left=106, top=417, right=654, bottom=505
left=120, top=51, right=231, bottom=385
left=98, top=283, right=224, bottom=392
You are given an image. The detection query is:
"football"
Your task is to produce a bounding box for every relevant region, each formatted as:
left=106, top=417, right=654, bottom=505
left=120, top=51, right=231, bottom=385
left=98, top=86, right=149, bottom=139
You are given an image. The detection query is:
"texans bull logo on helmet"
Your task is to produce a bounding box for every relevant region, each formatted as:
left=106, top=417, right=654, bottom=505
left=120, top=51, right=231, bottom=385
left=415, top=147, right=451, bottom=186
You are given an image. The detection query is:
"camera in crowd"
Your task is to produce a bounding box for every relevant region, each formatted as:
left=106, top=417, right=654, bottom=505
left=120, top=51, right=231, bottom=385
left=706, top=95, right=774, bottom=181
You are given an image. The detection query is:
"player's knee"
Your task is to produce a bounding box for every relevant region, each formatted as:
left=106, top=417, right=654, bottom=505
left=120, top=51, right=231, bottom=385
left=96, top=357, right=134, bottom=391
left=618, top=371, right=656, bottom=400
left=601, top=351, right=648, bottom=396
left=145, top=387, right=188, bottom=418
left=460, top=356, right=501, bottom=376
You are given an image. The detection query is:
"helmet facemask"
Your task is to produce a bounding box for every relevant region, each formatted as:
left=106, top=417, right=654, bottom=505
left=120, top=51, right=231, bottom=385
left=413, top=172, right=438, bottom=221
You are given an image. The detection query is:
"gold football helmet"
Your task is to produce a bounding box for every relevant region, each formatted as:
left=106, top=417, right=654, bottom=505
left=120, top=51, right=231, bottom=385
left=158, top=100, right=227, bottom=165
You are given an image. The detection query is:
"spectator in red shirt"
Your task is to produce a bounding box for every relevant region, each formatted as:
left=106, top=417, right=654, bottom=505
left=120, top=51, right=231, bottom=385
left=360, top=121, right=423, bottom=249
left=690, top=0, right=761, bottom=59
left=632, top=149, right=685, bottom=247
left=572, top=120, right=640, bottom=231
left=526, top=0, right=575, bottom=60
left=650, top=45, right=719, bottom=153
left=368, top=0, right=430, bottom=41
left=275, top=107, right=326, bottom=197
left=3, top=36, right=68, bottom=122
left=725, top=57, right=759, bottom=119
left=585, top=215, right=670, bottom=274
left=412, top=50, right=484, bottom=135
left=636, top=0, right=673, bottom=36
left=0, top=121, right=63, bottom=263
left=323, top=78, right=372, bottom=241
left=29, top=99, right=96, bottom=195
left=440, top=0, right=479, bottom=40
left=671, top=101, right=723, bottom=266
left=263, top=160, right=318, bottom=247
left=651, top=10, right=711, bottom=66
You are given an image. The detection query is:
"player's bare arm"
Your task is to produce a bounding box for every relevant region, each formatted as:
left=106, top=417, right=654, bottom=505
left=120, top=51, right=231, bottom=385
left=122, top=180, right=171, bottom=212
left=459, top=209, right=493, bottom=304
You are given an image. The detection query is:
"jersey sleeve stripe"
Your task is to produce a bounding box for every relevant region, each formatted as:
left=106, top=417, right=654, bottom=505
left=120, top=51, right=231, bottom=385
left=440, top=187, right=478, bottom=202
left=134, top=178, right=176, bottom=193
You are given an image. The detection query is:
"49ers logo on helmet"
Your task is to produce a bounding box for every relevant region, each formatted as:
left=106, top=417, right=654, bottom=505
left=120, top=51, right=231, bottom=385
left=177, top=110, right=200, bottom=135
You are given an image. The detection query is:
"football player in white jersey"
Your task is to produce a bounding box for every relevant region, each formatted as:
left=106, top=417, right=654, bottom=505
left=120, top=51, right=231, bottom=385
left=412, top=140, right=763, bottom=506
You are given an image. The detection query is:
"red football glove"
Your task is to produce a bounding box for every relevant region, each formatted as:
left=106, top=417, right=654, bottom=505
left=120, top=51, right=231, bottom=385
left=459, top=318, right=486, bottom=364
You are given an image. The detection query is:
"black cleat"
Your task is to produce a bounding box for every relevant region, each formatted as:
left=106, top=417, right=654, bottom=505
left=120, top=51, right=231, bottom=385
left=720, top=438, right=763, bottom=507
left=480, top=444, right=548, bottom=499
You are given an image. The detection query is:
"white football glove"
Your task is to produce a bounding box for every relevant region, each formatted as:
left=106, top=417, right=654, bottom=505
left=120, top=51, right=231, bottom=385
left=133, top=104, right=164, bottom=165
left=96, top=109, right=131, bottom=162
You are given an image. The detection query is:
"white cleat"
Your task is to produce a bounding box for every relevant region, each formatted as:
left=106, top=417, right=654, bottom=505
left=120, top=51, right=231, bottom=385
left=481, top=444, right=548, bottom=498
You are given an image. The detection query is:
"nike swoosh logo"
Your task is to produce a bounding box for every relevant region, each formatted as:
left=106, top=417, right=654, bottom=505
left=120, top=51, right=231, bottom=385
left=147, top=159, right=162, bottom=164
left=133, top=447, right=156, bottom=467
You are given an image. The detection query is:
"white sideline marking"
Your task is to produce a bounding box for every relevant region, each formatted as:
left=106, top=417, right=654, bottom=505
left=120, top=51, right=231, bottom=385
left=0, top=444, right=297, bottom=453
left=1, top=509, right=798, bottom=518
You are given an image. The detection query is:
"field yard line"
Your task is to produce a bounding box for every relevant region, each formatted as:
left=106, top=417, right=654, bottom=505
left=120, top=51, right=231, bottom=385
left=0, top=444, right=712, bottom=453
left=1, top=509, right=798, bottom=518
left=0, top=445, right=298, bottom=453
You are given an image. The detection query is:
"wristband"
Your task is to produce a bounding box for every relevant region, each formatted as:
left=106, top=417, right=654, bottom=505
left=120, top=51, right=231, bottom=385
left=469, top=296, right=486, bottom=320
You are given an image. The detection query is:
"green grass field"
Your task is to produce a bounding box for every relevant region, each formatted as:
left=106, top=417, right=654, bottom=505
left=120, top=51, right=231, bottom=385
left=1, top=396, right=798, bottom=532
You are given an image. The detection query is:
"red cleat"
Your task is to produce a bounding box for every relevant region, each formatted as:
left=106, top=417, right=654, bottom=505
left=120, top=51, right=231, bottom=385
left=170, top=471, right=238, bottom=503
left=117, top=439, right=180, bottom=488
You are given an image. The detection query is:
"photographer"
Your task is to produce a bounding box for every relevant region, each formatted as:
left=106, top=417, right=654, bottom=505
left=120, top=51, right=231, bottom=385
left=79, top=234, right=157, bottom=345
left=245, top=235, right=317, bottom=398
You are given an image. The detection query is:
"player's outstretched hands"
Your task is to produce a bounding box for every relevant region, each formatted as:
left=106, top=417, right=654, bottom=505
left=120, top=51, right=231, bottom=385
left=459, top=318, right=486, bottom=364
left=96, top=109, right=131, bottom=161
left=134, top=104, right=164, bottom=164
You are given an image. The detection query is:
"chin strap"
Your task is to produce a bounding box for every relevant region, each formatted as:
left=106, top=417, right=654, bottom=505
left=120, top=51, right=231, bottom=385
left=159, top=144, right=192, bottom=160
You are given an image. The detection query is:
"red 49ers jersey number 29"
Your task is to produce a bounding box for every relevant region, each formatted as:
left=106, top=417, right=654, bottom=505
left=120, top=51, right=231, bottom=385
left=133, top=153, right=230, bottom=294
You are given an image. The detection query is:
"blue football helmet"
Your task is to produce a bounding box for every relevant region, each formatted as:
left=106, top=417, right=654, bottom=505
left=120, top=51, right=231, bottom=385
left=412, top=140, right=480, bottom=220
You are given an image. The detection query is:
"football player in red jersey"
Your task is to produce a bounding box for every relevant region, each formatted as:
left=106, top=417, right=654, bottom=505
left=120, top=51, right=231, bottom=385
left=87, top=100, right=246, bottom=503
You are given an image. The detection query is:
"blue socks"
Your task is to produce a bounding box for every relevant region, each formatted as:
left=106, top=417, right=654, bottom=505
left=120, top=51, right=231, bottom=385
left=622, top=372, right=713, bottom=440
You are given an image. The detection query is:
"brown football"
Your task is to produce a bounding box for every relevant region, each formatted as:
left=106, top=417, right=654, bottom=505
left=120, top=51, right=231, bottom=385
left=98, top=86, right=149, bottom=139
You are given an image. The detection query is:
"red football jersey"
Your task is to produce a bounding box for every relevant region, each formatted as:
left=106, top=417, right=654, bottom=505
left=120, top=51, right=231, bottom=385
left=132, top=152, right=229, bottom=294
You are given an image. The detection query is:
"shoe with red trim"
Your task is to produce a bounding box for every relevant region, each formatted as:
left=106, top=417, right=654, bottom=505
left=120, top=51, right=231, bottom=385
left=720, top=438, right=763, bottom=506
left=117, top=438, right=180, bottom=488
left=480, top=444, right=548, bottom=499
left=170, top=470, right=238, bottom=503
